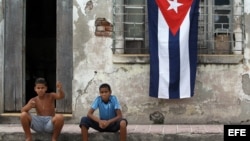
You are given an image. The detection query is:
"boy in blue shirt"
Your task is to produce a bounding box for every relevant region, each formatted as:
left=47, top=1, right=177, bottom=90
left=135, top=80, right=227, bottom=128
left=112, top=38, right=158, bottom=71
left=79, top=83, right=128, bottom=141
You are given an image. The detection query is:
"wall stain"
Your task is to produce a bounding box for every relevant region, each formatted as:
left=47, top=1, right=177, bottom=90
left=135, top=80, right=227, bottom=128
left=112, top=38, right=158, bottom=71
left=75, top=71, right=97, bottom=110
left=242, top=74, right=250, bottom=95
left=149, top=111, right=165, bottom=124
left=85, top=0, right=93, bottom=11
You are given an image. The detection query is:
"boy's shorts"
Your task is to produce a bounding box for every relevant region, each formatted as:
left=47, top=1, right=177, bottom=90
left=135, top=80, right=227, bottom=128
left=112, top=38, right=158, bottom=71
left=79, top=117, right=128, bottom=132
left=31, top=115, right=54, bottom=133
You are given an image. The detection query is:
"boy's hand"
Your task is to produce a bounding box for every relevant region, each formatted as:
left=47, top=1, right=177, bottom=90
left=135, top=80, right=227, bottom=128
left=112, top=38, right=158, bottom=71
left=99, top=120, right=109, bottom=129
left=99, top=120, right=105, bottom=129
left=21, top=99, right=36, bottom=113
left=29, top=100, right=36, bottom=108
left=53, top=81, right=65, bottom=99
left=56, top=81, right=63, bottom=90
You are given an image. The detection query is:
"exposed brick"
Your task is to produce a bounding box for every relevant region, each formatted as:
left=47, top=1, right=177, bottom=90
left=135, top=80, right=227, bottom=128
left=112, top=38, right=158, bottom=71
left=95, top=18, right=113, bottom=37
left=95, top=31, right=112, bottom=37
left=105, top=26, right=113, bottom=32
left=96, top=26, right=105, bottom=31
left=101, top=20, right=112, bottom=26
left=95, top=18, right=105, bottom=26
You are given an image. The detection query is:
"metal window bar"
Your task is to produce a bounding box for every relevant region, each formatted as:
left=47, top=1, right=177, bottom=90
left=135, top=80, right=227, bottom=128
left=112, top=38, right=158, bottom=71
left=112, top=0, right=148, bottom=54
left=198, top=0, right=244, bottom=54
left=112, top=0, right=244, bottom=55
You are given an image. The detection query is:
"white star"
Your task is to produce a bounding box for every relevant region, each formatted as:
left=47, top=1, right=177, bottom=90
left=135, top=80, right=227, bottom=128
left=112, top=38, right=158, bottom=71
left=167, top=0, right=183, bottom=13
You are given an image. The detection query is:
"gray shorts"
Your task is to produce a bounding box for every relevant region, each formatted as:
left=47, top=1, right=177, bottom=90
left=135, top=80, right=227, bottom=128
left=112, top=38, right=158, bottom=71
left=31, top=115, right=54, bottom=133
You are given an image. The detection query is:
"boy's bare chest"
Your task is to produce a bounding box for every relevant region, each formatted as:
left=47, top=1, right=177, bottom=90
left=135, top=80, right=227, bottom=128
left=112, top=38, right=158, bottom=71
left=35, top=97, right=54, bottom=112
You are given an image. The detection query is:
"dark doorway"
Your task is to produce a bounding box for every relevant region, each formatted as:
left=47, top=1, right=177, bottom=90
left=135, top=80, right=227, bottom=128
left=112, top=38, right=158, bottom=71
left=25, top=0, right=57, bottom=103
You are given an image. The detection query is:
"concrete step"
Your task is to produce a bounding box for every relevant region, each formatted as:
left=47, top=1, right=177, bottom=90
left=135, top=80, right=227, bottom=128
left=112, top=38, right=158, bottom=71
left=0, top=124, right=224, bottom=141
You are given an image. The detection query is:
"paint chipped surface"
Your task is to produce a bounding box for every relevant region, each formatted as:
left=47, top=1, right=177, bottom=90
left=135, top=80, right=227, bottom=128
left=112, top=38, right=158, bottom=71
left=1, top=0, right=250, bottom=125
left=244, top=0, right=250, bottom=14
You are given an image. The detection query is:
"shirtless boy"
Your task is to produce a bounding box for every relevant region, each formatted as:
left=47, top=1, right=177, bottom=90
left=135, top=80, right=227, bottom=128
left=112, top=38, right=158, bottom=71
left=20, top=77, right=65, bottom=141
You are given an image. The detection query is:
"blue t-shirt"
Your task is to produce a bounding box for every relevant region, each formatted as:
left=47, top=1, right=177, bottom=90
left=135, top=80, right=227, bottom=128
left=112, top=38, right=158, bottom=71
left=91, top=95, right=121, bottom=120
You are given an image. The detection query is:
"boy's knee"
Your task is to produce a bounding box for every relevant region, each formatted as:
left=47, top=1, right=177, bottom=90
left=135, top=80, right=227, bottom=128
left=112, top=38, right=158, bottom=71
left=79, top=117, right=90, bottom=129
left=53, top=114, right=64, bottom=123
left=120, top=120, right=127, bottom=128
left=56, top=114, right=64, bottom=119
left=80, top=117, right=89, bottom=123
left=20, top=112, right=29, bottom=119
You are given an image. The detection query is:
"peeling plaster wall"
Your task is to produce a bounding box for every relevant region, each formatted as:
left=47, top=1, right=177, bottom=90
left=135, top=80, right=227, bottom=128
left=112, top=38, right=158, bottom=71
left=0, top=0, right=4, bottom=113
left=244, top=0, right=250, bottom=65
left=0, top=0, right=249, bottom=124
left=69, top=0, right=250, bottom=124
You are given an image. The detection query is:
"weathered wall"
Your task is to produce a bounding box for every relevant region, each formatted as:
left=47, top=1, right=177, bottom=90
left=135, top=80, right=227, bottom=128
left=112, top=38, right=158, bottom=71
left=69, top=0, right=250, bottom=124
left=0, top=0, right=250, bottom=125
left=0, top=0, right=4, bottom=114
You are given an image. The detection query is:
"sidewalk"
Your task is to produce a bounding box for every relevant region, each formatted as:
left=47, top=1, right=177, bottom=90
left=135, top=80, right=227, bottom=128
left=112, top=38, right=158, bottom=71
left=0, top=124, right=224, bottom=141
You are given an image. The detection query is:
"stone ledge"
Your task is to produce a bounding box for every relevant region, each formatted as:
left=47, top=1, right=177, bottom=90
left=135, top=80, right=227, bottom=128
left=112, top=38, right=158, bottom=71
left=0, top=132, right=223, bottom=141
left=0, top=124, right=223, bottom=141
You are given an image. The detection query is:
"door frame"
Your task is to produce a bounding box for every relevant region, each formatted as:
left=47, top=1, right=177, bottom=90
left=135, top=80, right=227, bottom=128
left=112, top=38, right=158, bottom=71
left=0, top=0, right=73, bottom=114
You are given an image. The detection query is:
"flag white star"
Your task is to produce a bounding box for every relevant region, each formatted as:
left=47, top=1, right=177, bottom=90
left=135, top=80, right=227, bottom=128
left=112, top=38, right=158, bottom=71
left=167, top=0, right=183, bottom=13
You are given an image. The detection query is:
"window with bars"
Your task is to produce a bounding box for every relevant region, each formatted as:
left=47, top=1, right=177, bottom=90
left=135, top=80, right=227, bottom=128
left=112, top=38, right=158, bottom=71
left=198, top=0, right=244, bottom=55
left=112, top=0, right=244, bottom=57
left=112, top=0, right=148, bottom=54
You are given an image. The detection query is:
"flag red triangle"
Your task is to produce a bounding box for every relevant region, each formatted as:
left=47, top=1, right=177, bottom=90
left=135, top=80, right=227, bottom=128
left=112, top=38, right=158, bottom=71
left=156, top=0, right=193, bottom=36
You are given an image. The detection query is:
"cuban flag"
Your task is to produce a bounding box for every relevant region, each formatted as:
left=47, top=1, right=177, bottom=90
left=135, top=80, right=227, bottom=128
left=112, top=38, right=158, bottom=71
left=148, top=0, right=200, bottom=99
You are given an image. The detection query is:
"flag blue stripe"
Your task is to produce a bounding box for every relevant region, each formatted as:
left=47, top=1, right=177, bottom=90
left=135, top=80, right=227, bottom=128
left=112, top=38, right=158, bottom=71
left=189, top=0, right=200, bottom=97
left=169, top=31, right=181, bottom=99
left=148, top=0, right=159, bottom=98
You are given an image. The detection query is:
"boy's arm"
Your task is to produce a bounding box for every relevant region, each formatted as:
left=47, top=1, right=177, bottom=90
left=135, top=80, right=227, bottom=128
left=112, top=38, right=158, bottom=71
left=87, top=108, right=100, bottom=122
left=52, top=81, right=65, bottom=99
left=21, top=99, right=35, bottom=113
left=107, top=109, right=123, bottom=124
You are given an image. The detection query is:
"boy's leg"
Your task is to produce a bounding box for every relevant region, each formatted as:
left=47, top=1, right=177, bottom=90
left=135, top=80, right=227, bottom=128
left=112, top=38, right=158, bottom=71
left=20, top=112, right=32, bottom=141
left=80, top=117, right=102, bottom=141
left=51, top=114, right=64, bottom=141
left=119, top=120, right=127, bottom=141
left=79, top=117, right=93, bottom=141
left=81, top=125, right=89, bottom=141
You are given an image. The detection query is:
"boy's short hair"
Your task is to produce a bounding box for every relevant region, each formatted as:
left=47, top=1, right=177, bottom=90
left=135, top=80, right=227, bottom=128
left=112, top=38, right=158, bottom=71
left=99, top=83, right=111, bottom=91
left=35, top=77, right=47, bottom=86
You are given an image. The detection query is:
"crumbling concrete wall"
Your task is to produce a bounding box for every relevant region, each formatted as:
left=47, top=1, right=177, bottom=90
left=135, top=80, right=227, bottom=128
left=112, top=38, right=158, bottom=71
left=69, top=0, right=250, bottom=124
left=0, top=0, right=4, bottom=114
